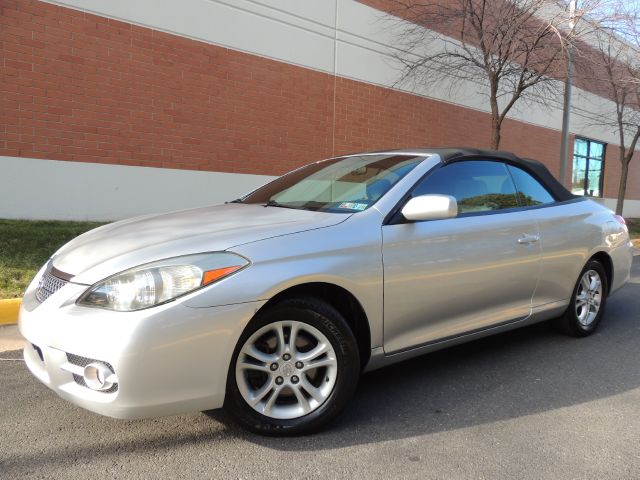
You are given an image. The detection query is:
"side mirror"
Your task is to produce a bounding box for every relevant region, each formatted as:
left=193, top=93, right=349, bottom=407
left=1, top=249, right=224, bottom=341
left=401, top=194, right=458, bottom=221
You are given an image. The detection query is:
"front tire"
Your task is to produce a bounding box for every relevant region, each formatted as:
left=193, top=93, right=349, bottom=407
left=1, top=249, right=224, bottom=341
left=224, top=297, right=360, bottom=435
left=557, top=259, right=608, bottom=337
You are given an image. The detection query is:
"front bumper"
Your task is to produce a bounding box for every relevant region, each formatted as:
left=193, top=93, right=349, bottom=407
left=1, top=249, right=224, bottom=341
left=19, top=278, right=266, bottom=419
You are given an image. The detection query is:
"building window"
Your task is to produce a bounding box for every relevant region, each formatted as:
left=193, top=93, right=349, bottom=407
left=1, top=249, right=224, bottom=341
left=572, top=138, right=605, bottom=197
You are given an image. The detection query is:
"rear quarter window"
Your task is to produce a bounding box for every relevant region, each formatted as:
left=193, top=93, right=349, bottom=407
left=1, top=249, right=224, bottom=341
left=507, top=166, right=556, bottom=206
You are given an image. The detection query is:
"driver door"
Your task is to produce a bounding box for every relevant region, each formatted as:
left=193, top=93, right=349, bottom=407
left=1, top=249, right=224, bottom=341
left=382, top=160, right=542, bottom=354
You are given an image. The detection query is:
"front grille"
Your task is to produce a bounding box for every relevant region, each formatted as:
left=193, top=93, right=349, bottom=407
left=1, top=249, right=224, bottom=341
left=35, top=272, right=68, bottom=303
left=66, top=353, right=118, bottom=393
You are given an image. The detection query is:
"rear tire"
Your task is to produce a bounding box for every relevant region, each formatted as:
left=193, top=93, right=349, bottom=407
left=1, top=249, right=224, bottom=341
left=557, top=259, right=608, bottom=337
left=223, top=297, right=360, bottom=436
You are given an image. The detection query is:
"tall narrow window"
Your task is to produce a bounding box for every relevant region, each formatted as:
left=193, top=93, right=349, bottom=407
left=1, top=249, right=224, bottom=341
left=572, top=138, right=605, bottom=197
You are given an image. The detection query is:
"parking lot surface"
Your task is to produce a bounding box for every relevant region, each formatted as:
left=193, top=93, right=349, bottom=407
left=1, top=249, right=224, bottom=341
left=1, top=257, right=639, bottom=479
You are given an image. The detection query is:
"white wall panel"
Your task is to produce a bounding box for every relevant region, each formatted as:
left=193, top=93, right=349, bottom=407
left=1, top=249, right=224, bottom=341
left=248, top=0, right=337, bottom=28
left=602, top=198, right=640, bottom=218
left=2, top=155, right=637, bottom=221
left=0, top=156, right=274, bottom=221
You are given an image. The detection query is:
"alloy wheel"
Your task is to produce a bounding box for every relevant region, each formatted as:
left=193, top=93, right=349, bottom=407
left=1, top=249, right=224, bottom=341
left=235, top=320, right=338, bottom=420
left=575, top=269, right=603, bottom=327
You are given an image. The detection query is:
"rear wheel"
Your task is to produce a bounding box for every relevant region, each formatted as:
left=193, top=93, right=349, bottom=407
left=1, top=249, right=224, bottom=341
left=224, top=297, right=360, bottom=435
left=557, top=260, right=608, bottom=337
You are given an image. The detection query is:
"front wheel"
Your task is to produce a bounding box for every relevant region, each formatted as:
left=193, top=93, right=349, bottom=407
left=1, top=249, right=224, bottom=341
left=224, top=297, right=360, bottom=435
left=557, top=259, right=608, bottom=337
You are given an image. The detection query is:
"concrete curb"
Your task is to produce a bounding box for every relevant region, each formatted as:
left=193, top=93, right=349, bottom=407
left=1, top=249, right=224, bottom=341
left=0, top=299, right=21, bottom=326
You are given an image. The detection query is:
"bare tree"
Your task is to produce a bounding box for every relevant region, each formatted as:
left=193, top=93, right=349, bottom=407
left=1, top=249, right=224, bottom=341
left=590, top=14, right=640, bottom=215
left=385, top=0, right=593, bottom=149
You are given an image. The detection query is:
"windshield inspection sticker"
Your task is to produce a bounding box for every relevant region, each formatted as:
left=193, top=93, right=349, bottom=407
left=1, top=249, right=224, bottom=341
left=338, top=202, right=367, bottom=211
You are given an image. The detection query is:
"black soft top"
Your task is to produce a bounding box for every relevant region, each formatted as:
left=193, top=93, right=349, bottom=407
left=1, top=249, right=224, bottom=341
left=367, top=147, right=575, bottom=202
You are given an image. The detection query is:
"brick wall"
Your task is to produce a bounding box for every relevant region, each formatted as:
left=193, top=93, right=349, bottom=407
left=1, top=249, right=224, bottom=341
left=0, top=0, right=336, bottom=175
left=333, top=77, right=562, bottom=170
left=0, top=0, right=638, bottom=199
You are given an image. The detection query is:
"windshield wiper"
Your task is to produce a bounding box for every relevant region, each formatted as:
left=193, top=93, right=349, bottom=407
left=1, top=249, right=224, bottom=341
left=264, top=200, right=302, bottom=210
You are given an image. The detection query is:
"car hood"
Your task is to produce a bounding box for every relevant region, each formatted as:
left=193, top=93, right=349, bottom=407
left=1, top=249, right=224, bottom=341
left=53, top=203, right=350, bottom=285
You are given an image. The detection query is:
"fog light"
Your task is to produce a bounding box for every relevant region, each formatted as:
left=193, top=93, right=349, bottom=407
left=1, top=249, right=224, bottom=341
left=83, top=362, right=116, bottom=391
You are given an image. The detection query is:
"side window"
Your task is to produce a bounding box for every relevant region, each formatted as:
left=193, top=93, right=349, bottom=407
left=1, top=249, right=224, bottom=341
left=507, top=166, right=555, bottom=206
left=412, top=161, right=519, bottom=214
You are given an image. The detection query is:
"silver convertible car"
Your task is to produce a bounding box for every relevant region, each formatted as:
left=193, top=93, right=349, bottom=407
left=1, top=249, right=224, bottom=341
left=20, top=148, right=633, bottom=435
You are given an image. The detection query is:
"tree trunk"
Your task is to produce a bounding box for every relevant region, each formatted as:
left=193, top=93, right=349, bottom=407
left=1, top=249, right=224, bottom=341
left=490, top=118, right=501, bottom=150
left=615, top=156, right=630, bottom=216
left=489, top=85, right=501, bottom=150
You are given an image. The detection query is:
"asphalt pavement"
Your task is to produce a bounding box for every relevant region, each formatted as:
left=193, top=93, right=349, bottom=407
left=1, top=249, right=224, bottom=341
left=1, top=257, right=639, bottom=479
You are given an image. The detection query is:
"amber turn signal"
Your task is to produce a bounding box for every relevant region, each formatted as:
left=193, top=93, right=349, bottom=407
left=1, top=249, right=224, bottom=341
left=202, top=266, right=243, bottom=285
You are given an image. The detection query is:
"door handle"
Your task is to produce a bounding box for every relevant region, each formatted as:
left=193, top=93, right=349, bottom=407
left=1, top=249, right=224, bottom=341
left=517, top=234, right=540, bottom=245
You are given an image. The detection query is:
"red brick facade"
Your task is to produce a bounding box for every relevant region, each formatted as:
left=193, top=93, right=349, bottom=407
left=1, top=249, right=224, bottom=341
left=1, top=0, right=638, bottom=199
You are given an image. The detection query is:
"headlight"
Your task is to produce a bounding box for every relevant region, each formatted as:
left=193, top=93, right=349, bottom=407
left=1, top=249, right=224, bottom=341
left=77, top=253, right=249, bottom=311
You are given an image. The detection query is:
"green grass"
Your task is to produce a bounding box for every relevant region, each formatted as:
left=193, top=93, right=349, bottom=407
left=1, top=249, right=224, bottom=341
left=0, top=219, right=106, bottom=299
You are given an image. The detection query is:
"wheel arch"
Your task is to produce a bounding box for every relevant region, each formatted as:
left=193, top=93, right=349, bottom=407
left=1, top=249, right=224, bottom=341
left=589, top=250, right=613, bottom=293
left=256, top=282, right=372, bottom=369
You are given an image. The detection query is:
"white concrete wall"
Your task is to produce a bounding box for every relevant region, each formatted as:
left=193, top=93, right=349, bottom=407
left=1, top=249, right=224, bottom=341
left=602, top=198, right=640, bottom=218
left=2, top=155, right=639, bottom=220
left=0, top=156, right=274, bottom=221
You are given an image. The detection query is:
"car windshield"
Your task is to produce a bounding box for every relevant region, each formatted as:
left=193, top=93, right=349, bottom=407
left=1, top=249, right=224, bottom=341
left=240, top=154, right=424, bottom=213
